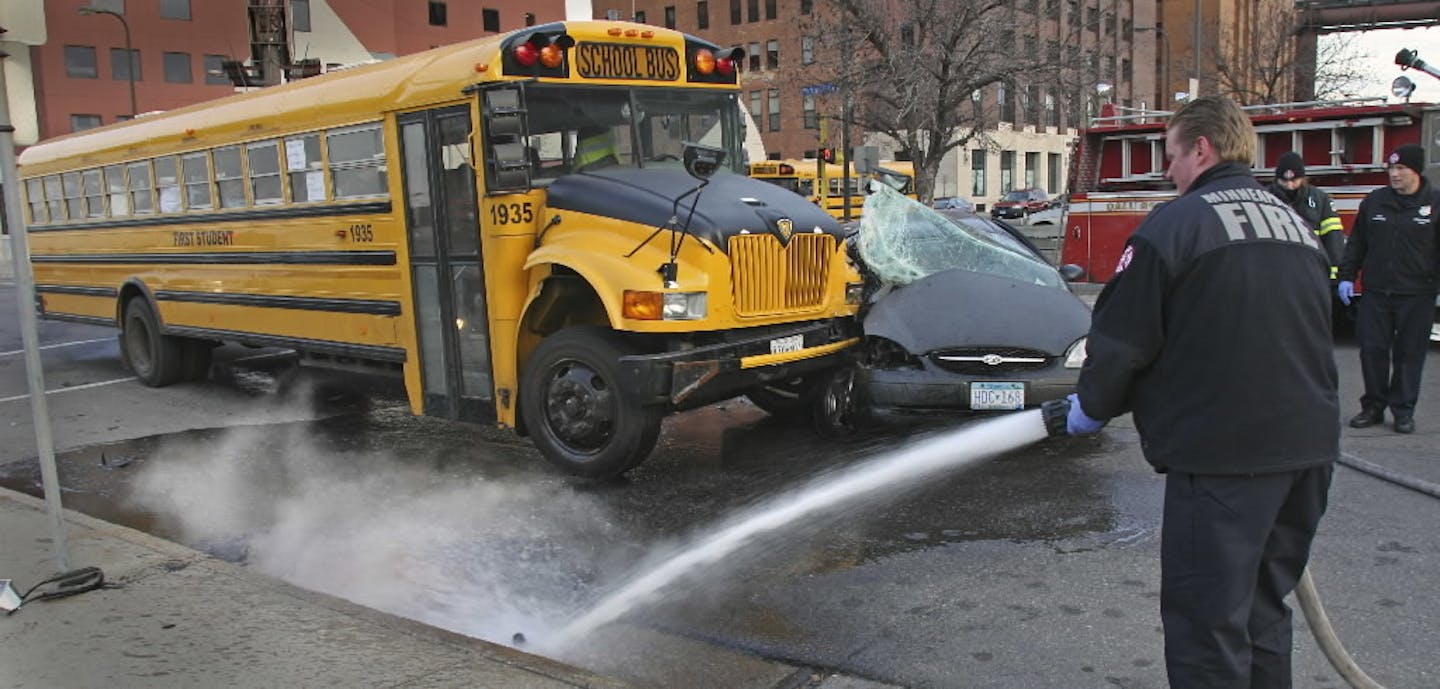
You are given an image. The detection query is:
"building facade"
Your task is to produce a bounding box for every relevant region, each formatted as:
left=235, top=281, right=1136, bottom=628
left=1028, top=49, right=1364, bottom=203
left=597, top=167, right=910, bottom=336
left=588, top=0, right=1161, bottom=208
left=3, top=0, right=566, bottom=147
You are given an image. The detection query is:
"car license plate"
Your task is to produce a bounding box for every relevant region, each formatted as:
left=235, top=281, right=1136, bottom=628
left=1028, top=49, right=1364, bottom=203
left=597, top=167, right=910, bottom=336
left=970, top=382, right=1025, bottom=410
left=769, top=334, right=804, bottom=355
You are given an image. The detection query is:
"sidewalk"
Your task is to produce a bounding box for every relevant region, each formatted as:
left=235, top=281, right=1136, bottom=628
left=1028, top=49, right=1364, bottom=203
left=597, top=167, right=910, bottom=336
left=0, top=487, right=630, bottom=689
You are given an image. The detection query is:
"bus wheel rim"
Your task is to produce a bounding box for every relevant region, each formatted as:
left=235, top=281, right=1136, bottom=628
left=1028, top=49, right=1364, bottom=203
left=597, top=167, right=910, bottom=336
left=126, top=318, right=152, bottom=373
left=543, top=360, right=615, bottom=452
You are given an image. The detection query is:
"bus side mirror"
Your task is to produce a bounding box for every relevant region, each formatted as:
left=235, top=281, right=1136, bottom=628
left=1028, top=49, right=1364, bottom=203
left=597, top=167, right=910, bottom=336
left=682, top=141, right=726, bottom=180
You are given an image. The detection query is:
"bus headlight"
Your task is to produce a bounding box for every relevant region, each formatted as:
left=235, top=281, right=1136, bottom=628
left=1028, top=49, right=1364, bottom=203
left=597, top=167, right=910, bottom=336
left=1063, top=337, right=1087, bottom=369
left=845, top=282, right=865, bottom=305
left=623, top=290, right=708, bottom=320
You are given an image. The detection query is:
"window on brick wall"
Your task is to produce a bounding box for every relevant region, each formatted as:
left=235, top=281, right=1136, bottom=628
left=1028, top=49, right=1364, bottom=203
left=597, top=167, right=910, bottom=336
left=730, top=0, right=740, bottom=24
left=800, top=0, right=812, bottom=14
left=429, top=1, right=447, bottom=26
left=634, top=10, right=646, bottom=23
left=766, top=40, right=778, bottom=69
left=748, top=42, right=760, bottom=71
left=71, top=114, right=103, bottom=132
left=65, top=46, right=97, bottom=79
left=697, top=1, right=709, bottom=28
left=203, top=55, right=230, bottom=85
left=747, top=0, right=758, bottom=22
left=803, top=93, right=817, bottom=129
left=765, top=0, right=776, bottom=19
left=750, top=91, right=763, bottom=130
left=998, top=83, right=1013, bottom=122
left=163, top=52, right=192, bottom=83
left=483, top=8, right=500, bottom=31
left=767, top=89, right=780, bottom=130
left=802, top=36, right=813, bottom=64
left=159, top=0, right=190, bottom=20
left=111, top=48, right=141, bottom=82
left=664, top=6, right=676, bottom=28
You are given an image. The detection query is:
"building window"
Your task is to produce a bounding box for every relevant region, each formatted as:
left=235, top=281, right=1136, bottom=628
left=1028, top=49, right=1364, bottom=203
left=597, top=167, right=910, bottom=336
left=748, top=42, right=760, bottom=71
left=901, top=24, right=914, bottom=46
left=801, top=36, right=814, bottom=64
left=765, top=0, right=776, bottom=19
left=767, top=88, right=780, bottom=130
left=749, top=91, right=762, bottom=131
left=429, top=1, right=447, bottom=26
left=971, top=150, right=986, bottom=197
left=664, top=6, right=676, bottom=28
left=1000, top=151, right=1014, bottom=192
left=203, top=55, right=231, bottom=85
left=634, top=10, right=646, bottom=23
left=766, top=40, right=778, bottom=69
left=998, top=83, right=1013, bottom=122
left=483, top=8, right=500, bottom=31
left=1025, top=152, right=1039, bottom=188
left=1122, top=58, right=1132, bottom=83
left=111, top=48, right=141, bottom=82
left=1026, top=85, right=1041, bottom=124
left=159, top=0, right=190, bottom=20
left=747, top=0, right=759, bottom=22
left=292, top=0, right=312, bottom=31
left=730, top=0, right=740, bottom=24
left=1048, top=152, right=1062, bottom=192
left=1045, top=92, right=1058, bottom=127
left=800, top=0, right=812, bottom=14
left=803, top=93, right=817, bottom=129
left=65, top=46, right=97, bottom=79
left=697, top=1, right=709, bottom=28
left=92, top=0, right=124, bottom=12
left=163, top=52, right=192, bottom=83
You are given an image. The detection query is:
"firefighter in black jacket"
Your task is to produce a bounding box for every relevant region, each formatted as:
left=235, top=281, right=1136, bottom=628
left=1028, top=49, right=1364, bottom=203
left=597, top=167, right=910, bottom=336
left=1337, top=143, right=1440, bottom=434
left=1267, top=151, right=1345, bottom=279
left=1061, top=96, right=1339, bottom=689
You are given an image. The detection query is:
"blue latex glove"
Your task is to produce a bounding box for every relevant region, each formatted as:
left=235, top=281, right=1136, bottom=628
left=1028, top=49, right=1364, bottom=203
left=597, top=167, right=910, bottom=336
left=1337, top=281, right=1354, bottom=305
left=1066, top=393, right=1105, bottom=435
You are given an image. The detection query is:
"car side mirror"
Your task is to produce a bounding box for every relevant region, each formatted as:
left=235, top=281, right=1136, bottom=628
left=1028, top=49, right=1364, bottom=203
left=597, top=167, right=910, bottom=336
left=682, top=141, right=727, bottom=180
left=1058, top=264, right=1086, bottom=282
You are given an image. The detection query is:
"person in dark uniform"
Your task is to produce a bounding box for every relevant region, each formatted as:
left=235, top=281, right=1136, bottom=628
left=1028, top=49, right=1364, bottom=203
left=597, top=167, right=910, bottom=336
left=1267, top=151, right=1345, bottom=279
left=1337, top=143, right=1440, bottom=434
left=1061, top=96, right=1339, bottom=688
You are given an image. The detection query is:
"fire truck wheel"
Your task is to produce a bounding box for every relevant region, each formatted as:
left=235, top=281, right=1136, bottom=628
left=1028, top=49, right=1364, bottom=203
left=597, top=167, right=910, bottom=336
left=120, top=298, right=185, bottom=387
left=745, top=375, right=823, bottom=417
left=521, top=327, right=664, bottom=478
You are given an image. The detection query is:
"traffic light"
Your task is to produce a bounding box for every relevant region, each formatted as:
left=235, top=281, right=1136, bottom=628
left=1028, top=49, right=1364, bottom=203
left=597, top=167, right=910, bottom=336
left=818, top=147, right=834, bottom=163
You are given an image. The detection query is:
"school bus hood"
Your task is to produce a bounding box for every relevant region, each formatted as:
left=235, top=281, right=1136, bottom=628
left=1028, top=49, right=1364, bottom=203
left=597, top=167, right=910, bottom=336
left=545, top=169, right=843, bottom=249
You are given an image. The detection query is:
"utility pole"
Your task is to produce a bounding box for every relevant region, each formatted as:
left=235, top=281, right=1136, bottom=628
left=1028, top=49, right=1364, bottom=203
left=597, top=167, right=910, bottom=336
left=77, top=6, right=136, bottom=118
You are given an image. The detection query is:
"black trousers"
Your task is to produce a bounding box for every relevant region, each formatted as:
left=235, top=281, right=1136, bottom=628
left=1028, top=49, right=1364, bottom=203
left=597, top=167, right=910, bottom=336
left=1161, top=465, right=1333, bottom=689
left=1356, top=291, right=1434, bottom=419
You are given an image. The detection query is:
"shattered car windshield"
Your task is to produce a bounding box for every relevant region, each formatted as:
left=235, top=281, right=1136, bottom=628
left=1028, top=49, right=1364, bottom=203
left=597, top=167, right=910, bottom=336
left=855, top=186, right=1065, bottom=289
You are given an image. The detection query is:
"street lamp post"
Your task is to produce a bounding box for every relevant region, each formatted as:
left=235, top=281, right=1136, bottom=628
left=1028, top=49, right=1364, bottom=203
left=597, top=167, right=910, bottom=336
left=78, top=6, right=136, bottom=119
left=1136, top=26, right=1171, bottom=110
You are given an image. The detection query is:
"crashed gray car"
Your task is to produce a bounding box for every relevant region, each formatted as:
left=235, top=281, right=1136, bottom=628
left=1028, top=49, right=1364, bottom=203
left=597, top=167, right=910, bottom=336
left=812, top=187, right=1091, bottom=434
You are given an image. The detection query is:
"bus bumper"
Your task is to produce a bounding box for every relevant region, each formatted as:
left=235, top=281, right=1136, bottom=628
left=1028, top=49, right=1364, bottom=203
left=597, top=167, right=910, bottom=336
left=618, top=319, right=859, bottom=409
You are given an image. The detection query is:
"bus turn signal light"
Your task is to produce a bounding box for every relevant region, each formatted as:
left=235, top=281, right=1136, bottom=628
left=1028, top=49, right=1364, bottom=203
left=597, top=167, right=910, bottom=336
left=693, top=49, right=716, bottom=75
left=623, top=291, right=708, bottom=321
left=540, top=43, right=564, bottom=68
left=513, top=42, right=539, bottom=67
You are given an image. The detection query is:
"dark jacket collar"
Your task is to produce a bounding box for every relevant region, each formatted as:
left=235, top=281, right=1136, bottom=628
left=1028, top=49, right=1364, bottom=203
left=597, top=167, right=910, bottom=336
left=1185, top=161, right=1254, bottom=195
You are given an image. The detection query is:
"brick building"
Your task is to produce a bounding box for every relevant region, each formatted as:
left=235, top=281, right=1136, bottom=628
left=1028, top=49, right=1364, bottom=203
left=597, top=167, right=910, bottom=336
left=2, top=0, right=566, bottom=146
left=589, top=0, right=1162, bottom=207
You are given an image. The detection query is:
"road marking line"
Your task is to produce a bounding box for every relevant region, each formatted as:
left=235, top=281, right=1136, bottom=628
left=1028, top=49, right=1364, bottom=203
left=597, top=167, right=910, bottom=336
left=0, top=337, right=114, bottom=358
left=0, top=376, right=138, bottom=404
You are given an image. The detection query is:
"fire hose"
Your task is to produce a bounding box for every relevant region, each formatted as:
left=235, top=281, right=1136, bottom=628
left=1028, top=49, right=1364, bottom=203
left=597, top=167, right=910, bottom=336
left=1039, top=398, right=1409, bottom=689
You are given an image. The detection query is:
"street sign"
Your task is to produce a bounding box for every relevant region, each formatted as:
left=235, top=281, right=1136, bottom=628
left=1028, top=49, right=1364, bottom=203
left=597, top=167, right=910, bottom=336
left=801, top=83, right=838, bottom=96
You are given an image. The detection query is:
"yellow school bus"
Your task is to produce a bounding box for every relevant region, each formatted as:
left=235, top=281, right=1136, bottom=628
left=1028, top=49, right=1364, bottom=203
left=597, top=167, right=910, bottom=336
left=16, top=21, right=861, bottom=477
left=748, top=158, right=915, bottom=219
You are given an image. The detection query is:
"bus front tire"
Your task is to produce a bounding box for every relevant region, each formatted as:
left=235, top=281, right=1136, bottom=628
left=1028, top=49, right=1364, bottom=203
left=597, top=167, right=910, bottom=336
left=520, top=327, right=664, bottom=478
left=120, top=298, right=184, bottom=387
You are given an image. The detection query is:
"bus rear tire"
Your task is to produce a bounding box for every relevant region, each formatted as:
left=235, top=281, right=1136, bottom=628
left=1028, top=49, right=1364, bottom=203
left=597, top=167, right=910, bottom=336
left=520, top=327, right=664, bottom=478
left=121, top=298, right=184, bottom=387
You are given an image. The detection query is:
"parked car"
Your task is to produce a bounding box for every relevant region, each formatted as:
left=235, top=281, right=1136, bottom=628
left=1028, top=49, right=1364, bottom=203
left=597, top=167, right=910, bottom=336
left=990, top=187, right=1050, bottom=219
left=1026, top=203, right=1065, bottom=226
left=932, top=196, right=975, bottom=212
left=811, top=187, right=1090, bottom=436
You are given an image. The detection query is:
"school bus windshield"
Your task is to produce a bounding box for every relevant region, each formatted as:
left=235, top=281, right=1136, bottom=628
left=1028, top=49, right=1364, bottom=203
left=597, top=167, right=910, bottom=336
left=521, top=84, right=745, bottom=181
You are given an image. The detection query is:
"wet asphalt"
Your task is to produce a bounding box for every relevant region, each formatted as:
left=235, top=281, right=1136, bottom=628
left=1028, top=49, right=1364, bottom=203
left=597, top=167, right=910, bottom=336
left=1, top=280, right=1436, bottom=689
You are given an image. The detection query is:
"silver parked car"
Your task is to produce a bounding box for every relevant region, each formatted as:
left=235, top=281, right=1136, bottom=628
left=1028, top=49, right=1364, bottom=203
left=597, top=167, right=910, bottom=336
left=812, top=188, right=1090, bottom=435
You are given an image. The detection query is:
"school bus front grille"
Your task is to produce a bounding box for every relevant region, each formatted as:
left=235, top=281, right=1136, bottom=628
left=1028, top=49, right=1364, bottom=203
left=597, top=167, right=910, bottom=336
left=728, top=233, right=834, bottom=317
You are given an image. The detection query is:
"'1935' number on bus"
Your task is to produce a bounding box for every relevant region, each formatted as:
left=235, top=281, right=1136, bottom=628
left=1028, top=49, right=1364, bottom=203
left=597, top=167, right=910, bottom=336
left=348, top=223, right=374, bottom=242
left=489, top=202, right=534, bottom=225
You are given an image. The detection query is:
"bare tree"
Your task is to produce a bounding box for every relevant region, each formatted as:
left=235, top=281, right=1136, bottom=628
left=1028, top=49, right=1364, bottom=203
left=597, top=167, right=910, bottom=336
left=1209, top=1, right=1373, bottom=104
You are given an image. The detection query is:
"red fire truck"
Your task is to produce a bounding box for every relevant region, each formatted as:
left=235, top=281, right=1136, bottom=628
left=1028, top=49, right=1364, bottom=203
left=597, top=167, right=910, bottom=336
left=1060, top=98, right=1440, bottom=283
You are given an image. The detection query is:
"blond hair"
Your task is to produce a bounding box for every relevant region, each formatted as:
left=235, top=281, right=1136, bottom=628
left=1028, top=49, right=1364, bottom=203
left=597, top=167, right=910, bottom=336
left=1167, top=96, right=1255, bottom=164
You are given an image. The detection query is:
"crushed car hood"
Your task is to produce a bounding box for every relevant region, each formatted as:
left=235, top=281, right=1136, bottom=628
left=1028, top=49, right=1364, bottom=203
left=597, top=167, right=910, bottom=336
left=863, top=269, right=1091, bottom=355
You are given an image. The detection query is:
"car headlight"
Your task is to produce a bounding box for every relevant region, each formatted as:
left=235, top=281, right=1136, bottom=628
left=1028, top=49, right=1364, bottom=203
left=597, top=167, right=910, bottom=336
left=1063, top=337, right=1087, bottom=369
left=845, top=281, right=865, bottom=305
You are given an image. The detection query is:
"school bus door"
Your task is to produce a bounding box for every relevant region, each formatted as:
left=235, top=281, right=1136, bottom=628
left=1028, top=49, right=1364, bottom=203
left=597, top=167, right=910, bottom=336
left=398, top=106, right=496, bottom=422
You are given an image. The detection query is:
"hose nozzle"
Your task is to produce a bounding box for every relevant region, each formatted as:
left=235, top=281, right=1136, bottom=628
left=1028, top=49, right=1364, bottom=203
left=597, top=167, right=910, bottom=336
left=1040, top=397, right=1071, bottom=438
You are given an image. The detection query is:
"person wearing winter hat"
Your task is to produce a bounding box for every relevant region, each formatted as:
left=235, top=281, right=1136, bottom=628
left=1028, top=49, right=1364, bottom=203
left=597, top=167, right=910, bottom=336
left=1337, top=143, right=1440, bottom=433
left=1266, top=151, right=1345, bottom=278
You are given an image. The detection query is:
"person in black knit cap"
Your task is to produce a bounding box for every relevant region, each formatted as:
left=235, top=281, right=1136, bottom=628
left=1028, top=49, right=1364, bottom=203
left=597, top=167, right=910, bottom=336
left=1267, top=151, right=1345, bottom=279
left=1337, top=143, right=1440, bottom=434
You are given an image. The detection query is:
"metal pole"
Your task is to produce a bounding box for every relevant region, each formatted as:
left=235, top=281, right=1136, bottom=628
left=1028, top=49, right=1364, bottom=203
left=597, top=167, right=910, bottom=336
left=1192, top=0, right=1202, bottom=91
left=78, top=7, right=136, bottom=118
left=0, top=50, right=71, bottom=571
left=841, top=92, right=852, bottom=222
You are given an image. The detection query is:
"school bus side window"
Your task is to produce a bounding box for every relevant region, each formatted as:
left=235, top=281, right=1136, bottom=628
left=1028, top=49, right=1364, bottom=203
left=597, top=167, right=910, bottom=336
left=43, top=176, right=64, bottom=221
left=286, top=133, right=326, bottom=203
left=213, top=145, right=246, bottom=209
left=182, top=151, right=213, bottom=210
left=327, top=124, right=387, bottom=199
left=155, top=156, right=182, bottom=213
left=61, top=172, right=84, bottom=221
left=247, top=140, right=283, bottom=205
left=127, top=161, right=154, bottom=214
left=104, top=165, right=131, bottom=217
left=24, top=178, right=46, bottom=224
left=81, top=169, right=105, bottom=218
